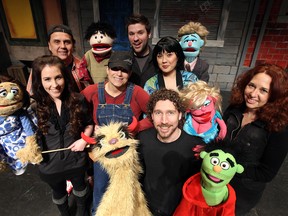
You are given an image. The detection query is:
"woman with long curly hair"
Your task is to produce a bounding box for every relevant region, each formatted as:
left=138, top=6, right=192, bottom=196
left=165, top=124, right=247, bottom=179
left=223, top=63, right=288, bottom=215
left=32, top=55, right=93, bottom=216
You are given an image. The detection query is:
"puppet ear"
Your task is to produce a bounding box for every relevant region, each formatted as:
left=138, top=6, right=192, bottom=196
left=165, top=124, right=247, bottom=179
left=200, top=151, right=207, bottom=159
left=236, top=164, right=244, bottom=174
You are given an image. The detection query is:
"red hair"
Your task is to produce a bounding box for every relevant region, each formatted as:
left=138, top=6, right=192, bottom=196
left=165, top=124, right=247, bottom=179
left=230, top=64, right=288, bottom=132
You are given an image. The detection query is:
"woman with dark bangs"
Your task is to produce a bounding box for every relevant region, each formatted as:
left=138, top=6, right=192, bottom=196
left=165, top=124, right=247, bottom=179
left=32, top=55, right=93, bottom=216
left=223, top=63, right=288, bottom=215
left=143, top=36, right=198, bottom=95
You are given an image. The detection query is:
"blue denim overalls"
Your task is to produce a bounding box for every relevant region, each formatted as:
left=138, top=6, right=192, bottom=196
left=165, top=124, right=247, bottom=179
left=92, top=82, right=134, bottom=213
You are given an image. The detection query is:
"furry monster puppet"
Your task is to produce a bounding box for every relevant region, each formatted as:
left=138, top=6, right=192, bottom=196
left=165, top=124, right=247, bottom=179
left=79, top=21, right=117, bottom=83
left=82, top=119, right=151, bottom=216
left=174, top=144, right=244, bottom=216
left=178, top=22, right=210, bottom=82
left=0, top=80, right=42, bottom=175
left=180, top=80, right=227, bottom=144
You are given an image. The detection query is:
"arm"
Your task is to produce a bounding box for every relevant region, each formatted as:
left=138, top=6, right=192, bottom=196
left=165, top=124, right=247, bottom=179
left=69, top=124, right=94, bottom=151
left=242, top=127, right=288, bottom=182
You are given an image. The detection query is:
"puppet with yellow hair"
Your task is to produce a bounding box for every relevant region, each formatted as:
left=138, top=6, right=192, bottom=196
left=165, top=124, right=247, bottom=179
left=180, top=80, right=226, bottom=144
left=178, top=22, right=210, bottom=82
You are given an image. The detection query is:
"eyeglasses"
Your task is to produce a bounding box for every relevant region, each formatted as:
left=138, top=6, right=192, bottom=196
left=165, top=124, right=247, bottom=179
left=110, top=67, right=129, bottom=73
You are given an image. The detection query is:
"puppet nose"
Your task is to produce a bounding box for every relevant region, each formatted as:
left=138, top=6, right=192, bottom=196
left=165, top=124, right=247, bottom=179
left=109, top=138, right=118, bottom=145
left=213, top=165, right=222, bottom=173
left=6, top=92, right=14, bottom=100
left=188, top=41, right=193, bottom=47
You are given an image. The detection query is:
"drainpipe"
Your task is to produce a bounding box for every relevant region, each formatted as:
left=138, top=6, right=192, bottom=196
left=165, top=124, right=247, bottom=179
left=250, top=0, right=273, bottom=67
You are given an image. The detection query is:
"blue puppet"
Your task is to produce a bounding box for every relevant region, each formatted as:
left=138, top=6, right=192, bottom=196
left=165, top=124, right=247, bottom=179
left=178, top=22, right=210, bottom=82
left=0, top=76, right=42, bottom=175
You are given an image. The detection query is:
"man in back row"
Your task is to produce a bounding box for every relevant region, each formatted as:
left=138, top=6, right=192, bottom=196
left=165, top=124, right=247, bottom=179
left=26, top=24, right=92, bottom=94
left=126, top=14, right=157, bottom=87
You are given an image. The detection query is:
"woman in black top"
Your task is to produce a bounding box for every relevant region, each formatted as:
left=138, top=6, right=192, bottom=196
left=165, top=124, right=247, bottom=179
left=223, top=64, right=288, bottom=215
left=32, top=55, right=93, bottom=216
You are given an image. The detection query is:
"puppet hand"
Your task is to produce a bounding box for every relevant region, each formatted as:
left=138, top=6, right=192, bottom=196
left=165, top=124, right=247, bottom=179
left=16, top=135, right=43, bottom=164
left=0, top=160, right=8, bottom=172
left=193, top=144, right=205, bottom=159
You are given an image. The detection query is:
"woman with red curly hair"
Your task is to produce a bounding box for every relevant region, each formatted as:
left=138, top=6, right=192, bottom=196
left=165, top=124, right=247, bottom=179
left=223, top=64, right=288, bottom=215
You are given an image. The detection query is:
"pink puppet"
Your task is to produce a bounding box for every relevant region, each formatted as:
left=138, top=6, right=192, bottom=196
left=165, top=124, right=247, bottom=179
left=180, top=80, right=227, bottom=143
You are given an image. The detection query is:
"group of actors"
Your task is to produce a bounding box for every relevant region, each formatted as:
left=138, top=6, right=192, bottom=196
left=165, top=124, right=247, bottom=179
left=1, top=13, right=288, bottom=216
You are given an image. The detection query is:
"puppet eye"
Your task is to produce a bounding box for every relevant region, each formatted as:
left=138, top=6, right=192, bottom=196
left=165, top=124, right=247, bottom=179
left=99, top=139, right=108, bottom=146
left=0, top=89, right=8, bottom=97
left=10, top=87, right=19, bottom=95
left=210, top=157, right=219, bottom=165
left=203, top=99, right=211, bottom=107
left=220, top=161, right=230, bottom=170
left=119, top=131, right=126, bottom=139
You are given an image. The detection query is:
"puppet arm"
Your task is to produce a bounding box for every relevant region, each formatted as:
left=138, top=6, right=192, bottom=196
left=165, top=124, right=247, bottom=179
left=216, top=117, right=227, bottom=140
left=16, top=112, right=43, bottom=164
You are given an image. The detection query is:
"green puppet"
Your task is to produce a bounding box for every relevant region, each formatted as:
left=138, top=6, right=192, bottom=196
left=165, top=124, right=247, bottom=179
left=200, top=149, right=244, bottom=206
left=174, top=146, right=244, bottom=216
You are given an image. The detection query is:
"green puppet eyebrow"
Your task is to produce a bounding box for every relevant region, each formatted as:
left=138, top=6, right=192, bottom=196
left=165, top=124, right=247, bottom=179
left=226, top=158, right=235, bottom=167
left=210, top=153, right=219, bottom=157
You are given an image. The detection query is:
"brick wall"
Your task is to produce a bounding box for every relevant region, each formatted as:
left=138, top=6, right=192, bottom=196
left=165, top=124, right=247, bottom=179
left=244, top=0, right=288, bottom=69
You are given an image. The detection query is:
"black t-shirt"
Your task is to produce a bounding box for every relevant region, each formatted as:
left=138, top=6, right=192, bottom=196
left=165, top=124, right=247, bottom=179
left=138, top=128, right=203, bottom=215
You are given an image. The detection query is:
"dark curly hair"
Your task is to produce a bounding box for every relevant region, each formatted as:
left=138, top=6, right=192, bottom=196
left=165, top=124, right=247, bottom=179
left=230, top=63, right=288, bottom=132
left=84, top=22, right=116, bottom=40
left=31, top=55, right=86, bottom=136
left=146, top=88, right=186, bottom=128
left=152, top=36, right=185, bottom=72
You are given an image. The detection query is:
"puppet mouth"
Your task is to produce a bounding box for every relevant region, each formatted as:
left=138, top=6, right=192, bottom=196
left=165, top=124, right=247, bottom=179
left=0, top=101, right=21, bottom=108
left=105, top=146, right=129, bottom=158
left=184, top=48, right=196, bottom=52
left=92, top=43, right=112, bottom=51
left=204, top=171, right=223, bottom=183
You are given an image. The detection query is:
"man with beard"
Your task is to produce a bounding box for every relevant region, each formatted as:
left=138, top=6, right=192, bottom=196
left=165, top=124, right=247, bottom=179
left=138, top=89, right=204, bottom=216
left=126, top=14, right=157, bottom=87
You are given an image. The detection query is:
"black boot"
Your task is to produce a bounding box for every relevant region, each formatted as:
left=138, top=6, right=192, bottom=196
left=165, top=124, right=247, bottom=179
left=73, top=186, right=90, bottom=216
left=53, top=194, right=71, bottom=216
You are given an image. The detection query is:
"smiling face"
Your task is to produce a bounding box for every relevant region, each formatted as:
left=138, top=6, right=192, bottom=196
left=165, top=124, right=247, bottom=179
left=156, top=50, right=178, bottom=75
left=0, top=82, right=23, bottom=116
left=244, top=72, right=271, bottom=111
left=106, top=67, right=130, bottom=91
left=41, top=65, right=65, bottom=100
left=152, top=99, right=182, bottom=143
left=48, top=32, right=74, bottom=65
left=128, top=23, right=151, bottom=56
left=89, top=31, right=114, bottom=56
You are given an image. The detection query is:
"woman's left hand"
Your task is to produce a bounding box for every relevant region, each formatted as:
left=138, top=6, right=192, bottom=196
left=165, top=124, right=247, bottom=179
left=68, top=139, right=87, bottom=152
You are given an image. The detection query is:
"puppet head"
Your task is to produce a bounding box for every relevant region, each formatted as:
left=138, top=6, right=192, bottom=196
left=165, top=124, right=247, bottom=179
left=85, top=118, right=139, bottom=171
left=178, top=22, right=209, bottom=62
left=0, top=80, right=29, bottom=116
left=180, top=81, right=222, bottom=124
left=200, top=149, right=244, bottom=191
left=85, top=22, right=116, bottom=56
